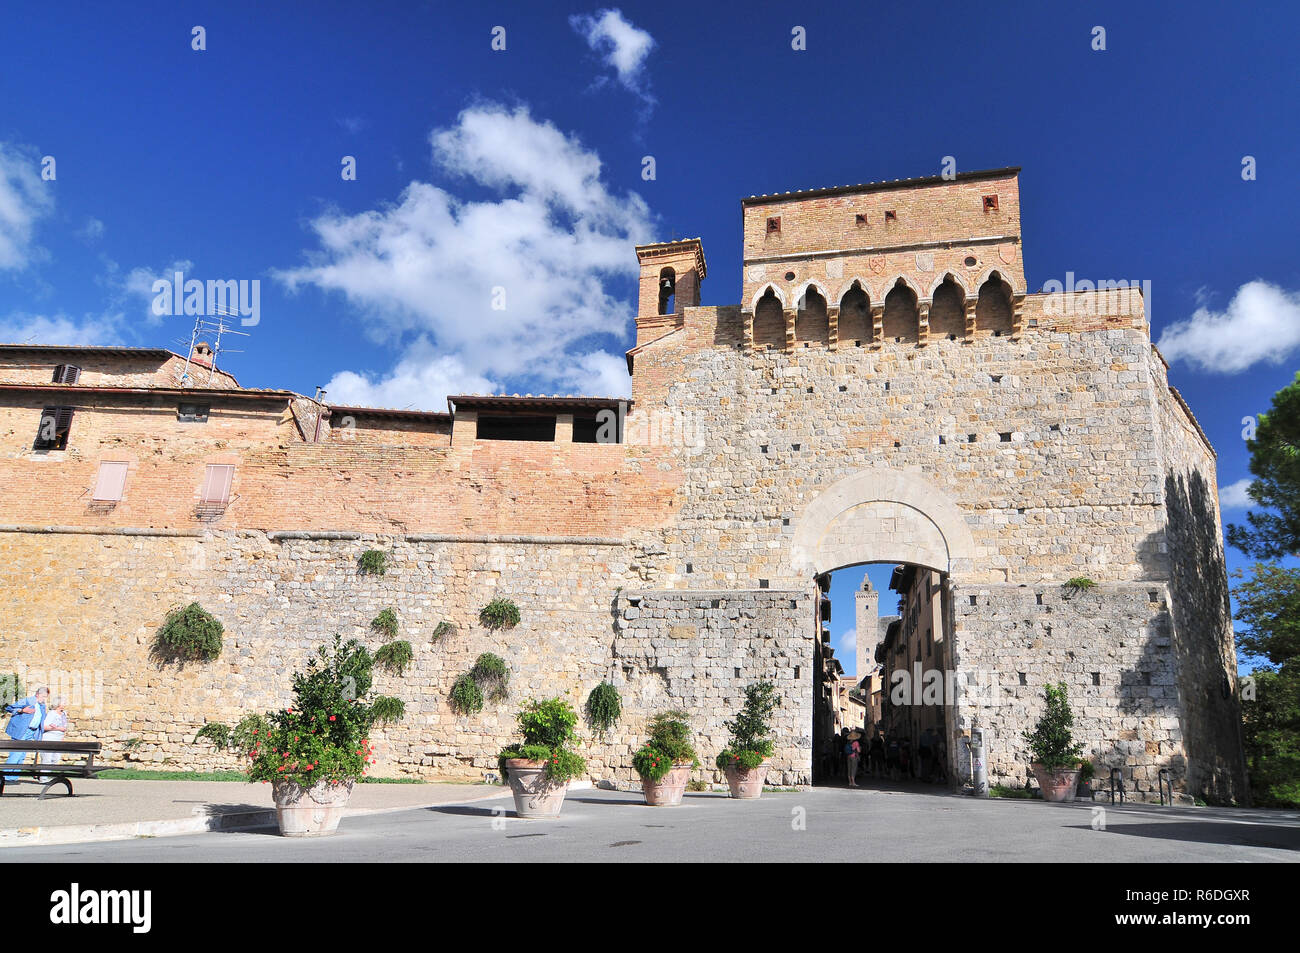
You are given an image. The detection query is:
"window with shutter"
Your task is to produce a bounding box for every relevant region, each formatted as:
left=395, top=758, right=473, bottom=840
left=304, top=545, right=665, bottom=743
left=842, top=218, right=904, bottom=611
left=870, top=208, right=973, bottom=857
left=92, top=461, right=129, bottom=502
left=199, top=464, right=235, bottom=509
left=33, top=406, right=74, bottom=451
left=52, top=365, right=81, bottom=384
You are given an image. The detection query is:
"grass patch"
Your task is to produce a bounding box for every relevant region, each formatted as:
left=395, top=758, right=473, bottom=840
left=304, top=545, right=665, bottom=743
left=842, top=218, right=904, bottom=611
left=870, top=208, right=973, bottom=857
left=99, top=769, right=249, bottom=782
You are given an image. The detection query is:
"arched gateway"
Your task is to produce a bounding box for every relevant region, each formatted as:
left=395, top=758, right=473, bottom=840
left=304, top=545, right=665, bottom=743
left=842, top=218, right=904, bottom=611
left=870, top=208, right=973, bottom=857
left=791, top=467, right=977, bottom=576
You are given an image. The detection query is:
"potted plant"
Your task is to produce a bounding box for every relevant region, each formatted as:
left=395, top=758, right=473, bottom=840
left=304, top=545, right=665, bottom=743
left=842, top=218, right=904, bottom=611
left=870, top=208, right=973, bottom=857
left=633, top=709, right=699, bottom=806
left=1077, top=758, right=1096, bottom=799
left=194, top=635, right=405, bottom=836
left=497, top=698, right=586, bottom=818
left=715, top=680, right=779, bottom=799
left=1022, top=682, right=1084, bottom=802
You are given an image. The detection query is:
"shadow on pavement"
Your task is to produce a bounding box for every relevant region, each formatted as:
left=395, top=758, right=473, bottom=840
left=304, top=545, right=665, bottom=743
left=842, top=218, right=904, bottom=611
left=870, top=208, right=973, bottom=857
left=1066, top=819, right=1300, bottom=852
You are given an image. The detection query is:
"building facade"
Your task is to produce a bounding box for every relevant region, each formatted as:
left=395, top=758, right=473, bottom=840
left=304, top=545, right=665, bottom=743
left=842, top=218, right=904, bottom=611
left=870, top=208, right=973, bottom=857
left=0, top=168, right=1247, bottom=800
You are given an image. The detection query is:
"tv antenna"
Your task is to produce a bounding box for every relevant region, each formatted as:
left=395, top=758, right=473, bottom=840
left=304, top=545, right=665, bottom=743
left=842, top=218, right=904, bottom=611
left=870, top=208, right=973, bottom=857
left=179, top=309, right=249, bottom=386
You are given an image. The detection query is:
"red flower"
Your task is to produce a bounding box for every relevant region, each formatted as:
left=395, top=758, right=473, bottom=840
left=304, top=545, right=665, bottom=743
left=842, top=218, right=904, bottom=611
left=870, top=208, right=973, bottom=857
left=329, top=715, right=336, bottom=722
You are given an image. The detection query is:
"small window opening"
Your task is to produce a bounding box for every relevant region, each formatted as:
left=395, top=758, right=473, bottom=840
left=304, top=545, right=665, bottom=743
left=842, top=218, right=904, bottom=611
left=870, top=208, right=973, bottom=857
left=52, top=364, right=81, bottom=384
left=854, top=213, right=868, bottom=227
left=34, top=406, right=73, bottom=451
left=766, top=216, right=781, bottom=235
left=476, top=414, right=557, bottom=442
left=178, top=403, right=210, bottom=423
left=884, top=210, right=897, bottom=223
left=983, top=195, right=999, bottom=212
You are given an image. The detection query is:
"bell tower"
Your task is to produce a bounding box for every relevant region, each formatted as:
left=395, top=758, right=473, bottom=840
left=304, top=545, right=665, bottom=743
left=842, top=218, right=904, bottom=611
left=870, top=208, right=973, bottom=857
left=634, top=238, right=706, bottom=347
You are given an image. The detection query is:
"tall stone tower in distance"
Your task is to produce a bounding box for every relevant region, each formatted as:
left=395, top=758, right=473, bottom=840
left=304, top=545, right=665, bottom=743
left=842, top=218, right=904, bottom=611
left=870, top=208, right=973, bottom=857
left=855, top=578, right=880, bottom=677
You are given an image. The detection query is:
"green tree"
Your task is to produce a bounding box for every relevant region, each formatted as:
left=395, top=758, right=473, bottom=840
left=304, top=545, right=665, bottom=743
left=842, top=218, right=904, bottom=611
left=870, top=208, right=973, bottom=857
left=1227, top=371, right=1300, bottom=559
left=1241, top=666, right=1300, bottom=807
left=1228, top=371, right=1300, bottom=807
left=1233, top=563, right=1300, bottom=666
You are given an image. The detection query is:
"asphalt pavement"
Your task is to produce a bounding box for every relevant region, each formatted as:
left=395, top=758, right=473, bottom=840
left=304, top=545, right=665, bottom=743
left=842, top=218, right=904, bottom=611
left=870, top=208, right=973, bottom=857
left=7, top=783, right=1298, bottom=862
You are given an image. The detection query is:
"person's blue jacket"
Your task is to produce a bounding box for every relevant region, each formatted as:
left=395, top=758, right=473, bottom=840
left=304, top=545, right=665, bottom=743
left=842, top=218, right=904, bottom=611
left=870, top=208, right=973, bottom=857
left=4, top=697, right=46, bottom=741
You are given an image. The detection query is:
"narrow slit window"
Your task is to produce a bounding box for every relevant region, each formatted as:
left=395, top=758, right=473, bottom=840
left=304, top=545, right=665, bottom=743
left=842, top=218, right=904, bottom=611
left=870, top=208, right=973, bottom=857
left=92, top=461, right=129, bottom=502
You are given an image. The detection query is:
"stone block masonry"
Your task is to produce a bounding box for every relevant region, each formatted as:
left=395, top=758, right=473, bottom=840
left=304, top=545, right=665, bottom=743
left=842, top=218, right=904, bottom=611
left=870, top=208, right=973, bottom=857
left=0, top=168, right=1248, bottom=802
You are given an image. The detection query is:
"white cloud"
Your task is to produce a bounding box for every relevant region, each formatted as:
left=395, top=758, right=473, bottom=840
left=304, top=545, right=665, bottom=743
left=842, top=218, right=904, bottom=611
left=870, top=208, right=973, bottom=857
left=76, top=217, right=105, bottom=243
left=276, top=103, right=653, bottom=411
left=0, top=142, right=54, bottom=271
left=569, top=9, right=655, bottom=106
left=120, top=259, right=195, bottom=324
left=1157, top=281, right=1300, bottom=373
left=322, top=340, right=496, bottom=410
left=0, top=310, right=125, bottom=346
left=1219, top=478, right=1255, bottom=509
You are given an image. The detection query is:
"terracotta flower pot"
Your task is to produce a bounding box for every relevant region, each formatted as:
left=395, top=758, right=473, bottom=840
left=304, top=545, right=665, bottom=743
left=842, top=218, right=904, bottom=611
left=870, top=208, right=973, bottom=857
left=271, top=778, right=354, bottom=836
left=723, top=761, right=768, bottom=799
left=1031, top=763, right=1082, bottom=803
left=641, top=763, right=693, bottom=806
left=505, top=759, right=569, bottom=818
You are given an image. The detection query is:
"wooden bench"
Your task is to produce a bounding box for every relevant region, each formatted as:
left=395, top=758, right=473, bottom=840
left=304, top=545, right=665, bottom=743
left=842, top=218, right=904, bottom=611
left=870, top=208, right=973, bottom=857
left=0, top=741, right=105, bottom=799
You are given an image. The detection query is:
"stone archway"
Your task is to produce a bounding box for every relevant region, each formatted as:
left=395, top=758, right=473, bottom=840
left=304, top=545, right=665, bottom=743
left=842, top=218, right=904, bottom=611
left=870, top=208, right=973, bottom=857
left=793, top=467, right=977, bottom=791
left=790, top=467, right=977, bottom=577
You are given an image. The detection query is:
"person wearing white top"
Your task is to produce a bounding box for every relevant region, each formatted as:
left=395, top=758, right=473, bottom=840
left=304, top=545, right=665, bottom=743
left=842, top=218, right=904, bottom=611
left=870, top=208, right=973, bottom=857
left=38, top=698, right=70, bottom=782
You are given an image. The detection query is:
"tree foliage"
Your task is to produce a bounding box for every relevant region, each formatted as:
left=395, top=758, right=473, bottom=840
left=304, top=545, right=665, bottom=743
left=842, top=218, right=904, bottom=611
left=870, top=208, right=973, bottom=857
left=1242, top=666, right=1300, bottom=807
left=1022, top=682, right=1084, bottom=770
left=1227, top=371, right=1300, bottom=559
left=715, top=680, right=778, bottom=770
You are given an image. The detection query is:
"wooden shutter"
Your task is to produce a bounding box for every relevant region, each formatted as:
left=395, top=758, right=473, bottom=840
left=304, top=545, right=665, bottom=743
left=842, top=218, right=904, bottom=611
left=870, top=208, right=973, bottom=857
left=34, top=406, right=74, bottom=450
left=52, top=364, right=81, bottom=384
left=92, top=461, right=129, bottom=501
left=200, top=464, right=234, bottom=504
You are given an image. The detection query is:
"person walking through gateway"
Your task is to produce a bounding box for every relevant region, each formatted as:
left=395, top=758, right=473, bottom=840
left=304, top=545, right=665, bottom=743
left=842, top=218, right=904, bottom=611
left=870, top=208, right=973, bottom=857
left=845, top=731, right=862, bottom=787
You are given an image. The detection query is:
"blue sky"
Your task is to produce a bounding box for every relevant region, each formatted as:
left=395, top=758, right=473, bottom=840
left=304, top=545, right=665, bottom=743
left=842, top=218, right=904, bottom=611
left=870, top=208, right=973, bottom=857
left=2, top=2, right=1296, bottom=671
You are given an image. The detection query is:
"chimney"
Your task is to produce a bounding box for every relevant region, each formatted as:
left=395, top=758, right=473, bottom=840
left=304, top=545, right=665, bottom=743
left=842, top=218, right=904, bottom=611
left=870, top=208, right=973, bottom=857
left=190, top=341, right=214, bottom=366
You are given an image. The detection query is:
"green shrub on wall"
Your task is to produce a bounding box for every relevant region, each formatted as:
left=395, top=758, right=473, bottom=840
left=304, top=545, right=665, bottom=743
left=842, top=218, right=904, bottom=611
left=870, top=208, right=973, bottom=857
left=470, top=652, right=510, bottom=701
left=585, top=681, right=622, bottom=735
left=479, top=597, right=520, bottom=630
left=1063, top=577, right=1097, bottom=596
left=152, top=602, right=224, bottom=664
left=358, top=550, right=389, bottom=576
left=374, top=640, right=413, bottom=676
left=432, top=621, right=456, bottom=641
left=449, top=673, right=484, bottom=715
left=371, top=608, right=399, bottom=640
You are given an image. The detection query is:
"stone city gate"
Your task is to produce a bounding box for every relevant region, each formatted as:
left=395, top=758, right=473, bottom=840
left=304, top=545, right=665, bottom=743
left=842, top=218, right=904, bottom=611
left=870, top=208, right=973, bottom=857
left=0, top=167, right=1247, bottom=802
